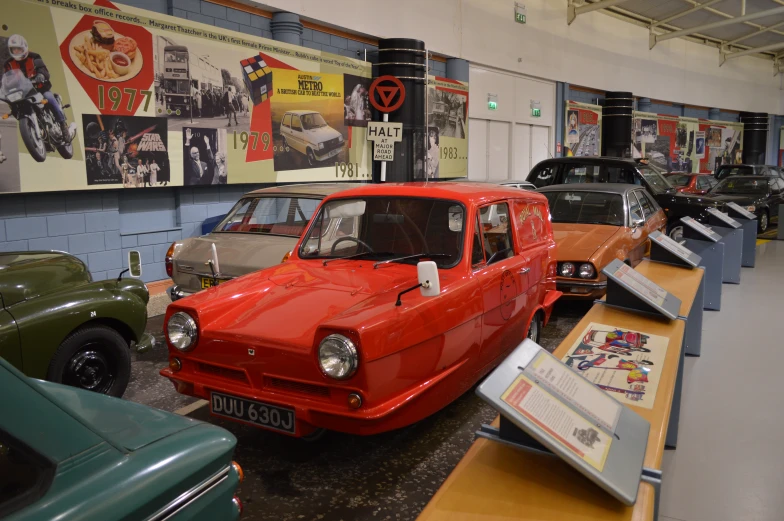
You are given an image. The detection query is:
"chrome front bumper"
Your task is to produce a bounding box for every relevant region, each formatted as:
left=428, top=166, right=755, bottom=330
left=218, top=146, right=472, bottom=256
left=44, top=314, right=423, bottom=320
left=556, top=279, right=608, bottom=298
left=168, top=285, right=196, bottom=301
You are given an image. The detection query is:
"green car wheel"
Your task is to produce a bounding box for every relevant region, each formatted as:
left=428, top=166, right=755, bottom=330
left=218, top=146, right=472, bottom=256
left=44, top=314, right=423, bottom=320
left=46, top=325, right=131, bottom=398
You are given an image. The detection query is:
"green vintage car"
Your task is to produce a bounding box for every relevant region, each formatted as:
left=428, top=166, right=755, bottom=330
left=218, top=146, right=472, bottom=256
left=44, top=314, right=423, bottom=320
left=0, top=251, right=155, bottom=397
left=0, top=356, right=243, bottom=520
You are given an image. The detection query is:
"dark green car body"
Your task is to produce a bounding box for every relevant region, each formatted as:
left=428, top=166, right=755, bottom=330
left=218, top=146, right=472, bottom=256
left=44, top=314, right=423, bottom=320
left=0, top=251, right=154, bottom=395
left=0, top=357, right=241, bottom=520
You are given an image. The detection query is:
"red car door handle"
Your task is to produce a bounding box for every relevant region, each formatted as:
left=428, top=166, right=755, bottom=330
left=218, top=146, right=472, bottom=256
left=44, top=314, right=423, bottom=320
left=519, top=267, right=530, bottom=274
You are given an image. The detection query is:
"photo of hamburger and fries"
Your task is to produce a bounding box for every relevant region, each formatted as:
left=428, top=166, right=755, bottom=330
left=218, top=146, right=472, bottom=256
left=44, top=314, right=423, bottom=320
left=68, top=20, right=142, bottom=82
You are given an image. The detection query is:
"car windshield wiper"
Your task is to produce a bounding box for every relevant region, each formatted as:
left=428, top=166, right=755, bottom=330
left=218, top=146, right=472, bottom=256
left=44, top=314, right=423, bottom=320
left=373, top=252, right=451, bottom=269
left=322, top=250, right=377, bottom=266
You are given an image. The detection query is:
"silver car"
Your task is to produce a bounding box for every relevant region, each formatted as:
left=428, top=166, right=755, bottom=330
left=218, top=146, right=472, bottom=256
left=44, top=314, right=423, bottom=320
left=167, top=183, right=362, bottom=301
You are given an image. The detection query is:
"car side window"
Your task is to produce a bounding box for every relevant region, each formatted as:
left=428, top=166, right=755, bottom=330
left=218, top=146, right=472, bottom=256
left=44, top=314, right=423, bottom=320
left=695, top=177, right=708, bottom=191
left=0, top=429, right=54, bottom=518
left=282, top=114, right=291, bottom=129
left=478, top=203, right=514, bottom=265
left=530, top=165, right=557, bottom=188
left=291, top=115, right=303, bottom=131
left=640, top=190, right=661, bottom=213
left=628, top=191, right=644, bottom=223
left=637, top=191, right=656, bottom=219
left=603, top=166, right=636, bottom=184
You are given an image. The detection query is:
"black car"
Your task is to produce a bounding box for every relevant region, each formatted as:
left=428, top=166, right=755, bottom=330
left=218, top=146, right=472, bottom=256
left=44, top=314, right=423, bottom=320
left=715, top=164, right=783, bottom=181
left=708, top=175, right=784, bottom=232
left=526, top=156, right=724, bottom=241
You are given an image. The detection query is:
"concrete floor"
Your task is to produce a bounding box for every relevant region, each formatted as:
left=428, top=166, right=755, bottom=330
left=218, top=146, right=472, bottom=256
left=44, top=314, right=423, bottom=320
left=126, top=241, right=783, bottom=521
left=660, top=240, right=784, bottom=521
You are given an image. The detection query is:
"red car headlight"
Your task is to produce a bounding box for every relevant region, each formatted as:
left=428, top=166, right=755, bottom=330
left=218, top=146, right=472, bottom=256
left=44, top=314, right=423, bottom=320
left=318, top=334, right=358, bottom=380
left=167, top=311, right=198, bottom=351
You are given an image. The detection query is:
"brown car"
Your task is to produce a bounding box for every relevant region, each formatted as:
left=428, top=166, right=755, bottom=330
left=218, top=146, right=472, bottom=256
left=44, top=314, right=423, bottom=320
left=166, top=183, right=363, bottom=301
left=538, top=183, right=667, bottom=298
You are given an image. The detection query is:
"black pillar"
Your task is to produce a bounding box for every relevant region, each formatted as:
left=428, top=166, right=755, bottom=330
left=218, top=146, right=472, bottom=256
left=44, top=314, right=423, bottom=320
left=372, top=38, right=426, bottom=183
left=739, top=112, right=768, bottom=165
left=601, top=92, right=633, bottom=158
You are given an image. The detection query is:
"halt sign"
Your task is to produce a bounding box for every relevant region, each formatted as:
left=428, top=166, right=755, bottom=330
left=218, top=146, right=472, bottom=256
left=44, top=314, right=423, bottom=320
left=367, top=121, right=403, bottom=161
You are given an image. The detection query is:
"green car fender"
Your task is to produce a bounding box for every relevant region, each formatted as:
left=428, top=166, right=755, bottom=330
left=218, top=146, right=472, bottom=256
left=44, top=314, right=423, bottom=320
left=9, top=279, right=149, bottom=379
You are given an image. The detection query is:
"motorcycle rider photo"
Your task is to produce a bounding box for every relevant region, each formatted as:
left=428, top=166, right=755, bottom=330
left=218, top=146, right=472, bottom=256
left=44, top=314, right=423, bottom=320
left=3, top=34, right=73, bottom=142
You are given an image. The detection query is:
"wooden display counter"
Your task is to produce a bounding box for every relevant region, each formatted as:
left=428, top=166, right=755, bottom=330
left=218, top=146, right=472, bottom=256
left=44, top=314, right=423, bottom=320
left=418, top=295, right=689, bottom=521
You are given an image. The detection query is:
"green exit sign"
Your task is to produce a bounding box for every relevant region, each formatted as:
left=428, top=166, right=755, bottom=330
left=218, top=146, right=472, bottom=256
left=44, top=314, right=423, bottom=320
left=488, top=101, right=498, bottom=110
left=515, top=12, right=526, bottom=24
left=531, top=107, right=541, bottom=117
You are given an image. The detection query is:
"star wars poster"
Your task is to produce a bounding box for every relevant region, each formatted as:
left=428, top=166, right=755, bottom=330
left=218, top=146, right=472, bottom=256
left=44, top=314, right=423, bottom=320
left=562, top=322, right=669, bottom=410
left=83, top=114, right=169, bottom=187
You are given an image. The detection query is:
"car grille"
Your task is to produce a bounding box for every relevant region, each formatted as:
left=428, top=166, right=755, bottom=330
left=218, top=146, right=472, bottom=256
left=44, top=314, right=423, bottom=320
left=196, top=362, right=249, bottom=383
left=323, top=137, right=343, bottom=151
left=266, top=377, right=330, bottom=398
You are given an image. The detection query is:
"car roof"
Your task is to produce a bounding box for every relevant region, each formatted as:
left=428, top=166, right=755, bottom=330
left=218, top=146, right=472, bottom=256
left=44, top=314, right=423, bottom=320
left=537, top=183, right=639, bottom=195
left=719, top=175, right=772, bottom=181
left=243, top=183, right=365, bottom=197
left=323, top=182, right=548, bottom=206
left=535, top=156, right=637, bottom=166
left=285, top=110, right=318, bottom=115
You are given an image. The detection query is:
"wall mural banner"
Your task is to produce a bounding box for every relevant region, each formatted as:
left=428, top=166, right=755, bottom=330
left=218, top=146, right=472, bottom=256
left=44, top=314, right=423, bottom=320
left=0, top=0, right=375, bottom=193
left=632, top=111, right=743, bottom=174
left=564, top=101, right=601, bottom=157
left=426, top=75, right=468, bottom=179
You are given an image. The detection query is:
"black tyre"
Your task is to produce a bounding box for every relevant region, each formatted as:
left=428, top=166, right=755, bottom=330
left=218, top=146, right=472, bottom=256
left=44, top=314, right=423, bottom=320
left=306, top=148, right=316, bottom=166
left=758, top=210, right=769, bottom=233
left=526, top=312, right=542, bottom=344
left=301, top=428, right=327, bottom=442
left=667, top=222, right=684, bottom=243
left=19, top=117, right=47, bottom=162
left=57, top=139, right=74, bottom=160
left=46, top=325, right=131, bottom=397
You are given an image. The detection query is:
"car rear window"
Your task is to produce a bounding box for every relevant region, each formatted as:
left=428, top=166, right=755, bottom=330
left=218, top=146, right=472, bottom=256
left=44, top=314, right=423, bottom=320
left=666, top=174, right=691, bottom=187
left=716, top=165, right=753, bottom=179
left=543, top=191, right=624, bottom=226
left=215, top=196, right=320, bottom=236
left=0, top=430, right=54, bottom=518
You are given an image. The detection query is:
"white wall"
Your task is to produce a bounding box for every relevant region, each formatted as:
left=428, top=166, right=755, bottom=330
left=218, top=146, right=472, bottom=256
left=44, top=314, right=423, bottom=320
left=254, top=0, right=783, bottom=114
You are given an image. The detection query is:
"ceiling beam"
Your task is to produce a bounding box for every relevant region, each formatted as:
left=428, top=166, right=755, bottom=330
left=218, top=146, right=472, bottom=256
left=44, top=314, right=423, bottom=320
left=651, top=6, right=784, bottom=48
left=725, top=20, right=784, bottom=48
left=568, top=0, right=633, bottom=24
left=650, top=0, right=722, bottom=29
left=720, top=41, right=784, bottom=65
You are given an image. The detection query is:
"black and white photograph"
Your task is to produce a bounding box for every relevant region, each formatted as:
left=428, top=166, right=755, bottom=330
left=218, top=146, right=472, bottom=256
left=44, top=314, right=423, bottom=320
left=636, top=118, right=658, bottom=144
left=83, top=114, right=170, bottom=187
left=0, top=119, right=21, bottom=193
left=676, top=122, right=688, bottom=148
left=343, top=74, right=371, bottom=127
left=182, top=127, right=228, bottom=185
left=153, top=34, right=251, bottom=132
left=427, top=88, right=467, bottom=139
left=426, top=126, right=440, bottom=179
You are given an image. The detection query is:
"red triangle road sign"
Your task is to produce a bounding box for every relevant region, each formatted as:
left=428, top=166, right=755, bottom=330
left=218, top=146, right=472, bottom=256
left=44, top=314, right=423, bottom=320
left=377, top=86, right=399, bottom=107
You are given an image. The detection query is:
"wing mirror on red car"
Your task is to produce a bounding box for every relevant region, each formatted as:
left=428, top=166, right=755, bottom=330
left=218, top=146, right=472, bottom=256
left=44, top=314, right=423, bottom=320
left=418, top=261, right=441, bottom=297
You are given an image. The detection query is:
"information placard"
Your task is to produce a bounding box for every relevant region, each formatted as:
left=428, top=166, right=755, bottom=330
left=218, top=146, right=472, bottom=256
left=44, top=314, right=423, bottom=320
left=602, top=258, right=682, bottom=320
left=707, top=207, right=741, bottom=229
left=725, top=202, right=757, bottom=220
left=649, top=230, right=701, bottom=267
left=681, top=216, right=721, bottom=242
left=477, top=339, right=650, bottom=506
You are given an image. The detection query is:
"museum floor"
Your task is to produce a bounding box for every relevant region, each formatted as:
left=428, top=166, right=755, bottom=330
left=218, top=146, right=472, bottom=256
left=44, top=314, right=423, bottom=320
left=127, top=241, right=784, bottom=521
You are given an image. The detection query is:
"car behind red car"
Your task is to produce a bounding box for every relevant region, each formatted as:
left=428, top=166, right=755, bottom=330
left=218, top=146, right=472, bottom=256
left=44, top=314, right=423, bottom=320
left=160, top=183, right=561, bottom=438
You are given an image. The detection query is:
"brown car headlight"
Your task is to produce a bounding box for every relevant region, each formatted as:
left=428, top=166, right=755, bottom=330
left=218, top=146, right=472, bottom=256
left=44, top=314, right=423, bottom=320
left=167, top=312, right=198, bottom=351
left=578, top=263, right=595, bottom=279
left=318, top=334, right=358, bottom=380
left=559, top=262, right=575, bottom=277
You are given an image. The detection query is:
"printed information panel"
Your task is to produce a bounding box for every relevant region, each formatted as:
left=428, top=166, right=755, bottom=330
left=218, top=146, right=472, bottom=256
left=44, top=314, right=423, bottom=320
left=725, top=201, right=757, bottom=220
left=707, top=207, right=741, bottom=229
left=602, top=258, right=682, bottom=320
left=650, top=230, right=701, bottom=267
left=477, top=339, right=650, bottom=506
left=681, top=216, right=722, bottom=242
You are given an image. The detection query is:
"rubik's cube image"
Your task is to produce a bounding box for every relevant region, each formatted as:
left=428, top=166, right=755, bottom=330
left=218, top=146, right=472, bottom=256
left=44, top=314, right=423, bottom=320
left=241, top=54, right=273, bottom=106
